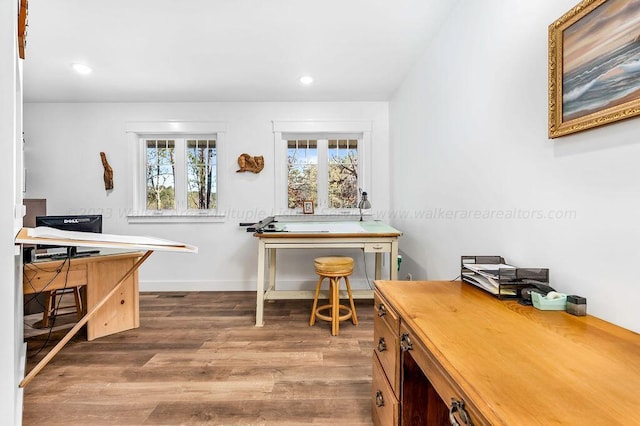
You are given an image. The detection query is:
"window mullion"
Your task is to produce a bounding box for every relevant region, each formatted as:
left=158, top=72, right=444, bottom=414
left=174, top=138, right=187, bottom=212
left=317, top=139, right=329, bottom=209
left=136, top=136, right=146, bottom=211
left=359, top=131, right=371, bottom=196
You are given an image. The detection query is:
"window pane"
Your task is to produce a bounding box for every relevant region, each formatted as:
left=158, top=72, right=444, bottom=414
left=287, top=140, right=317, bottom=209
left=328, top=139, right=358, bottom=208
left=187, top=139, right=217, bottom=209
left=146, top=140, right=175, bottom=210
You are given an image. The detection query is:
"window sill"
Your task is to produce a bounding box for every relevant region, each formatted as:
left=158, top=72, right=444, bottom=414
left=275, top=211, right=372, bottom=222
left=127, top=212, right=226, bottom=224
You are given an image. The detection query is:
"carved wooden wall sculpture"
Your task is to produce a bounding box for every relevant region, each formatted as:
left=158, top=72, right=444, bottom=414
left=100, top=152, right=114, bottom=190
left=236, top=153, right=264, bottom=173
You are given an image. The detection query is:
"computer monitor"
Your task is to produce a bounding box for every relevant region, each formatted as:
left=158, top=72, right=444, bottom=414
left=35, top=214, right=103, bottom=257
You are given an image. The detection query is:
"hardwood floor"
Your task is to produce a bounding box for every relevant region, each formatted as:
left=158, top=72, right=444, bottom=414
left=22, top=292, right=375, bottom=425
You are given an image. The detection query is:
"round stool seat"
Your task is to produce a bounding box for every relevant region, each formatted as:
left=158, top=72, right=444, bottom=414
left=314, top=256, right=354, bottom=276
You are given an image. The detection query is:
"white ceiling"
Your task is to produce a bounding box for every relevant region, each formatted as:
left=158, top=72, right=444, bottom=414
left=23, top=0, right=457, bottom=103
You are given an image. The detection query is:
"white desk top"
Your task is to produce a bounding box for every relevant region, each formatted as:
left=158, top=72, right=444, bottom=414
left=256, top=220, right=402, bottom=237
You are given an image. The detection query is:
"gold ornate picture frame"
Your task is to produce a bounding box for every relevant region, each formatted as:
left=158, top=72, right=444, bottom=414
left=549, top=0, right=640, bottom=138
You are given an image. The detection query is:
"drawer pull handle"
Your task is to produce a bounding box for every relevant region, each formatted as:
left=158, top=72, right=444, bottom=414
left=449, top=398, right=473, bottom=425
left=377, top=304, right=387, bottom=317
left=377, top=337, right=387, bottom=352
left=375, top=390, right=385, bottom=407
left=372, top=245, right=383, bottom=250
left=400, top=333, right=413, bottom=352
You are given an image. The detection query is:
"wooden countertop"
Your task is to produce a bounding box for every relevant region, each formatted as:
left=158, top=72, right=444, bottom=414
left=374, top=280, right=640, bottom=425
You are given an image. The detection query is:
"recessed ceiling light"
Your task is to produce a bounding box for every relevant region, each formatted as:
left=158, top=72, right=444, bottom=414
left=299, top=75, right=313, bottom=85
left=72, top=63, right=92, bottom=75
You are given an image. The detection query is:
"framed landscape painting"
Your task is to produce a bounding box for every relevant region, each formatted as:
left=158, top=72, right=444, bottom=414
left=549, top=0, right=640, bottom=138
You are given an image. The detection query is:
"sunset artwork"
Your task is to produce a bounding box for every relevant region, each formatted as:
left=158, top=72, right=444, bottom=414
left=549, top=0, right=640, bottom=137
left=563, top=0, right=640, bottom=120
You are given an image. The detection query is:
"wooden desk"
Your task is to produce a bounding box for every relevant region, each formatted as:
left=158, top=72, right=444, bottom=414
left=372, top=280, right=640, bottom=425
left=23, top=250, right=144, bottom=341
left=254, top=221, right=402, bottom=326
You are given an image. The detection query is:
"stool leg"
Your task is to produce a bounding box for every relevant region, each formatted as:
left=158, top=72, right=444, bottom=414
left=344, top=276, right=358, bottom=325
left=331, top=277, right=339, bottom=336
left=73, top=287, right=83, bottom=321
left=310, top=276, right=324, bottom=326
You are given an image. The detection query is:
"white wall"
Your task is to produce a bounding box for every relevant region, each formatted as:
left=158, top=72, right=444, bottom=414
left=23, top=102, right=389, bottom=291
left=390, top=0, right=640, bottom=332
left=1, top=0, right=24, bottom=423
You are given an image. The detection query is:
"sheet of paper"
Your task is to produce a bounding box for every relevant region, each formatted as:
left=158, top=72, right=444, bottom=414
left=462, top=272, right=499, bottom=293
left=282, top=222, right=366, bottom=233
left=463, top=263, right=515, bottom=278
left=21, top=227, right=198, bottom=253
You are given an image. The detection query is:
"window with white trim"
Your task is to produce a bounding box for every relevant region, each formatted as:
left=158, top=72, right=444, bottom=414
left=273, top=121, right=371, bottom=215
left=125, top=121, right=226, bottom=222
left=287, top=138, right=359, bottom=209
left=144, top=136, right=217, bottom=211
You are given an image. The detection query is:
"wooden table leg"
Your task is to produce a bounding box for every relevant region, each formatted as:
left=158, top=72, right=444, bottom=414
left=255, top=240, right=266, bottom=327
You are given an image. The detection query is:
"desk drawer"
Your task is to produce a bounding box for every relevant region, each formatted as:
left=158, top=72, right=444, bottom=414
left=365, top=242, right=391, bottom=253
left=23, top=265, right=88, bottom=294
left=372, top=353, right=399, bottom=426
left=400, top=323, right=488, bottom=425
left=374, top=291, right=399, bottom=335
left=374, top=307, right=400, bottom=394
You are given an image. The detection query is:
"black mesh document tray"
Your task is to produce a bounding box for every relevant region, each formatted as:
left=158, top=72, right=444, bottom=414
left=461, top=255, right=549, bottom=299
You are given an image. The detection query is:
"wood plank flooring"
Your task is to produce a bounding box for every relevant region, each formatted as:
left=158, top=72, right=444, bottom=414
left=22, top=292, right=375, bottom=425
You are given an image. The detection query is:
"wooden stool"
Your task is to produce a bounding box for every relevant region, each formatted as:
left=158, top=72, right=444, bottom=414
left=42, top=287, right=83, bottom=328
left=310, top=256, right=358, bottom=336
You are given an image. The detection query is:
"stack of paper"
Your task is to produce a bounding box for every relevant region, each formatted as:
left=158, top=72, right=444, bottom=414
left=462, top=263, right=516, bottom=295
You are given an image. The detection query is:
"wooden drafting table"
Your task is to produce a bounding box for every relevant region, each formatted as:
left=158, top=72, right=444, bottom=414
left=253, top=220, right=402, bottom=327
left=23, top=249, right=145, bottom=341
left=15, top=227, right=197, bottom=387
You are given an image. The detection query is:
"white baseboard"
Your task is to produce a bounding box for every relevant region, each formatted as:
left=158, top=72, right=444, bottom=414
left=139, top=278, right=375, bottom=292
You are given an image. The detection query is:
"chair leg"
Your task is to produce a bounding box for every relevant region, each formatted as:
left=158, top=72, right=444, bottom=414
left=344, top=276, right=358, bottom=325
left=42, top=287, right=84, bottom=327
left=73, top=287, right=83, bottom=321
left=42, top=291, right=54, bottom=328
